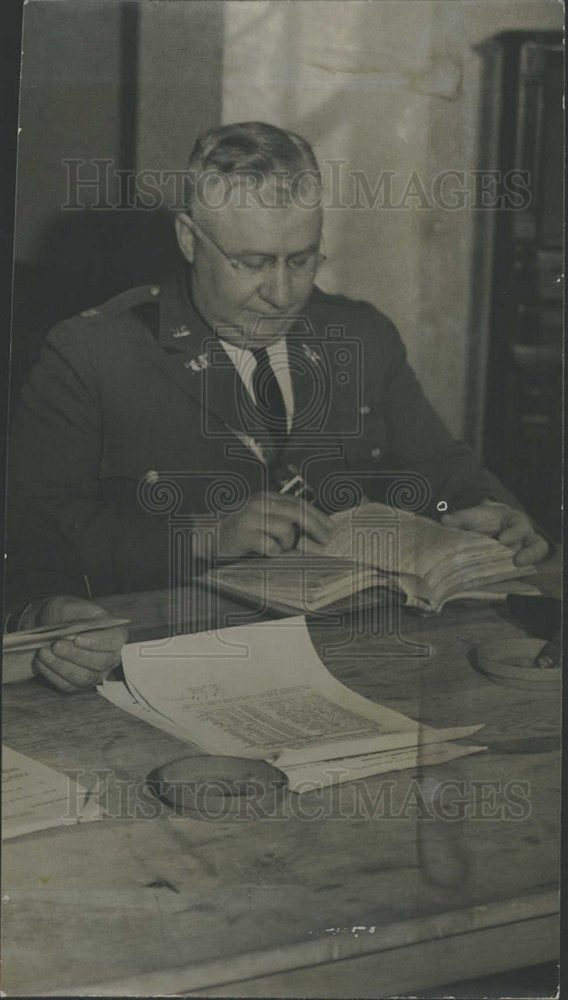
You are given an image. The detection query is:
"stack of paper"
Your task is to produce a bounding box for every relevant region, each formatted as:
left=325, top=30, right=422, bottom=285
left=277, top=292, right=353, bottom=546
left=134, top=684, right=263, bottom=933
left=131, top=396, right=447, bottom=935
left=2, top=747, right=101, bottom=839
left=99, top=617, right=486, bottom=792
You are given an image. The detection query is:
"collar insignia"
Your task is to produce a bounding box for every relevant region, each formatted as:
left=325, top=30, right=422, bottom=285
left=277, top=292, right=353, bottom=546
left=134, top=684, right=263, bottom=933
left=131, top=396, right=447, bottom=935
left=184, top=352, right=209, bottom=373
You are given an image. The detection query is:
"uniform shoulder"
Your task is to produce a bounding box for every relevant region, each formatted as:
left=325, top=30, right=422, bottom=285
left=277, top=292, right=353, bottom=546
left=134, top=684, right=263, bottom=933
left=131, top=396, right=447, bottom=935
left=309, top=285, right=398, bottom=333
left=50, top=282, right=162, bottom=339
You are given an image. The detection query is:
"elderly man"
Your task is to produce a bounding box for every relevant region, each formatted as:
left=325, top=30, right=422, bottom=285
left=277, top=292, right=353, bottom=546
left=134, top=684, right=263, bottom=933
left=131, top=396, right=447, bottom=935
left=4, top=121, right=548, bottom=692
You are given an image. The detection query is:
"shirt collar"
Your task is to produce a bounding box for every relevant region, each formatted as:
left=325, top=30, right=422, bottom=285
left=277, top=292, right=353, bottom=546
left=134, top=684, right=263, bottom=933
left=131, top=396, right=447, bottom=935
left=218, top=336, right=289, bottom=367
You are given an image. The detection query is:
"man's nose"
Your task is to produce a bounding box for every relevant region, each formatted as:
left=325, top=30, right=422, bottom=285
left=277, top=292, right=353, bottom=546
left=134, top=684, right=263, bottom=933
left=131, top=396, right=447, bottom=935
left=259, top=261, right=294, bottom=310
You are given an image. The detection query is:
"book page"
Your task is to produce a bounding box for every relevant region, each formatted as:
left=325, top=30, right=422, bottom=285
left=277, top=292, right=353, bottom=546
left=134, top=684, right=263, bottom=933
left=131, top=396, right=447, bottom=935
left=303, top=503, right=536, bottom=608
left=204, top=506, right=537, bottom=615
left=204, top=556, right=389, bottom=612
left=310, top=503, right=499, bottom=575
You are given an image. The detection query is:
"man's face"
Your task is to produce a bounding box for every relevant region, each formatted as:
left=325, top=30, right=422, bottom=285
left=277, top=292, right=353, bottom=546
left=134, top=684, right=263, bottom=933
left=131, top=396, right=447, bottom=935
left=176, top=180, right=323, bottom=346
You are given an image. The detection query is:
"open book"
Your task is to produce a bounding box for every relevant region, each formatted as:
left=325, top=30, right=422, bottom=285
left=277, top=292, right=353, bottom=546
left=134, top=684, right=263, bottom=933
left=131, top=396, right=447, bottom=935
left=202, top=503, right=539, bottom=614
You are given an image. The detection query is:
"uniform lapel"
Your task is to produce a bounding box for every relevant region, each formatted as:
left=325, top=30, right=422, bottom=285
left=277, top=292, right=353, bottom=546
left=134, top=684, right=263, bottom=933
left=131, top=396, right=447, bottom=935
left=143, top=268, right=251, bottom=436
left=143, top=272, right=344, bottom=470
left=286, top=319, right=332, bottom=442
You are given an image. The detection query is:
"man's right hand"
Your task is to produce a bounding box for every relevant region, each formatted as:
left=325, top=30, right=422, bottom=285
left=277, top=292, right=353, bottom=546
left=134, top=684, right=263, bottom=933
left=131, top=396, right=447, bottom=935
left=217, top=492, right=332, bottom=557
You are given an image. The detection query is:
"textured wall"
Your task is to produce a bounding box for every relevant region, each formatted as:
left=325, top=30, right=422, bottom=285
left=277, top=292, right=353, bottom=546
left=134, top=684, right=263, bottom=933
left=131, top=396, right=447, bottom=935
left=222, top=0, right=563, bottom=436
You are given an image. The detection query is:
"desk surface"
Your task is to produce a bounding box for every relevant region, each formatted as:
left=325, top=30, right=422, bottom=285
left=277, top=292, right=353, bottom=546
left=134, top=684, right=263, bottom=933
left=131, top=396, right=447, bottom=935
left=2, top=568, right=561, bottom=997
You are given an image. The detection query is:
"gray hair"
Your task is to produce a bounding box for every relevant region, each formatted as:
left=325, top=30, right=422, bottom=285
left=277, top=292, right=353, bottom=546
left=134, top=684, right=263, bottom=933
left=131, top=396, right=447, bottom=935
left=185, top=121, right=321, bottom=211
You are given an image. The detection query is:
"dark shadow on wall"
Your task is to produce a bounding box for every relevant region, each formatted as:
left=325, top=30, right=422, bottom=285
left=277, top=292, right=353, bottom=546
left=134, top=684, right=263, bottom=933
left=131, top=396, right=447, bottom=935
left=10, top=208, right=181, bottom=415
left=11, top=0, right=225, bottom=412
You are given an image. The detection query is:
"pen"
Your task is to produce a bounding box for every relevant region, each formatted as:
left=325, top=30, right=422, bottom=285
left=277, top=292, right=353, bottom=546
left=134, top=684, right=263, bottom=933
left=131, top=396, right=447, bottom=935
left=3, top=616, right=130, bottom=652
left=277, top=465, right=316, bottom=504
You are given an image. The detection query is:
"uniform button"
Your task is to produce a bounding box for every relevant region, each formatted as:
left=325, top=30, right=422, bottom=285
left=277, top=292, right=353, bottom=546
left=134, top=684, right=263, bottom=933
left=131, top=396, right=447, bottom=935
left=359, top=404, right=371, bottom=416
left=149, top=285, right=160, bottom=296
left=371, top=447, right=381, bottom=459
left=144, top=470, right=159, bottom=484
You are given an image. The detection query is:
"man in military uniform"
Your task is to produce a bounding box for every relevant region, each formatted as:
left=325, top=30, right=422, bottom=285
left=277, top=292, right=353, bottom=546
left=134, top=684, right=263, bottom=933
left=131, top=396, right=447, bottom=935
left=4, top=122, right=548, bottom=692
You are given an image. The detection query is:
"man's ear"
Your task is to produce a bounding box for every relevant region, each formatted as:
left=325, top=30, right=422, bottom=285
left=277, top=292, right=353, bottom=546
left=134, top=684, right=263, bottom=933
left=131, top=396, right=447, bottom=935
left=175, top=212, right=196, bottom=263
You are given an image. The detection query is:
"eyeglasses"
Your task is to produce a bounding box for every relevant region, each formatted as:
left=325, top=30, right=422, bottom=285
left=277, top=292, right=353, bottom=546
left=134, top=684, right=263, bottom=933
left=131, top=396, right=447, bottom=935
left=187, top=216, right=327, bottom=276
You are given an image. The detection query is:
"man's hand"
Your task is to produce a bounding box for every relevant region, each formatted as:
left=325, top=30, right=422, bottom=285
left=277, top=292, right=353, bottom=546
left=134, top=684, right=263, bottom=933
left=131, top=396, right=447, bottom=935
left=441, top=501, right=548, bottom=566
left=217, top=491, right=332, bottom=557
left=31, top=596, right=129, bottom=694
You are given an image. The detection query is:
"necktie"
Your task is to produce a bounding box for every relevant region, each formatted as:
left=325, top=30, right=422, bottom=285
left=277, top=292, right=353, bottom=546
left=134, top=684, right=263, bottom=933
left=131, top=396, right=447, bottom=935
left=251, top=346, right=288, bottom=445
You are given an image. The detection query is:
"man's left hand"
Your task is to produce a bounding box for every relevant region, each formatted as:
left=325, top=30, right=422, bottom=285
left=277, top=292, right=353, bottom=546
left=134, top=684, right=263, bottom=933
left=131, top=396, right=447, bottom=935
left=441, top=501, right=549, bottom=566
left=31, top=596, right=129, bottom=693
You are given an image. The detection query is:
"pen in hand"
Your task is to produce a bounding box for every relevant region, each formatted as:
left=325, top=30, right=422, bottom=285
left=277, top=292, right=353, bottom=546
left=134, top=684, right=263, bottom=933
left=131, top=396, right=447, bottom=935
left=275, top=466, right=328, bottom=551
left=3, top=616, right=130, bottom=651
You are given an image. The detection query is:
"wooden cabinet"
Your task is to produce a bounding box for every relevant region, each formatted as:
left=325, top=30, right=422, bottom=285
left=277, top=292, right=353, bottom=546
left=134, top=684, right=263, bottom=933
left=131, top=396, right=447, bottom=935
left=473, top=32, right=563, bottom=539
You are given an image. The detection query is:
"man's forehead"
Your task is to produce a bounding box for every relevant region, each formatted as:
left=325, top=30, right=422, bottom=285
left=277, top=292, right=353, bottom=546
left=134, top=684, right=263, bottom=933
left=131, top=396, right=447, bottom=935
left=199, top=188, right=322, bottom=250
left=193, top=171, right=320, bottom=207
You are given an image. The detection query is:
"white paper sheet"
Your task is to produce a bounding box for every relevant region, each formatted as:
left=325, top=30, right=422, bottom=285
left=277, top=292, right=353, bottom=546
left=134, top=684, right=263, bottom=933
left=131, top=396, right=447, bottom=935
left=101, top=677, right=199, bottom=745
left=113, top=617, right=467, bottom=759
left=277, top=741, right=487, bottom=792
left=98, top=617, right=486, bottom=791
left=2, top=746, right=101, bottom=839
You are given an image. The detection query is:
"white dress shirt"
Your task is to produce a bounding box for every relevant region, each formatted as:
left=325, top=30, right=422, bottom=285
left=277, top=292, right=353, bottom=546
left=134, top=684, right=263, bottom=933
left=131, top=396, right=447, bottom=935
left=218, top=337, right=294, bottom=433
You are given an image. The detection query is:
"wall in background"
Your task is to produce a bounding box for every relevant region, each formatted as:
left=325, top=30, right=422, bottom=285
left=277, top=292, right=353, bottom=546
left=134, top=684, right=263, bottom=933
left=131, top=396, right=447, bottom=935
left=12, top=0, right=224, bottom=396
left=136, top=1, right=223, bottom=177
left=129, top=1, right=225, bottom=282
left=14, top=1, right=224, bottom=280
left=222, top=0, right=563, bottom=436
left=15, top=1, right=123, bottom=264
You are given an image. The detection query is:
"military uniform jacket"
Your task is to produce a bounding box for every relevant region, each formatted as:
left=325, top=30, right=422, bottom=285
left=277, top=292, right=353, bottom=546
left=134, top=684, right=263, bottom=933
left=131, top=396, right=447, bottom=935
left=6, top=267, right=520, bottom=604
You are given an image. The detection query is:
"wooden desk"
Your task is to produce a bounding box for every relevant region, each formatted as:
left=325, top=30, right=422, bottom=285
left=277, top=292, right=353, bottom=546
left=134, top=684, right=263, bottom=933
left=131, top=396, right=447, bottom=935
left=2, top=572, right=560, bottom=997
